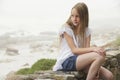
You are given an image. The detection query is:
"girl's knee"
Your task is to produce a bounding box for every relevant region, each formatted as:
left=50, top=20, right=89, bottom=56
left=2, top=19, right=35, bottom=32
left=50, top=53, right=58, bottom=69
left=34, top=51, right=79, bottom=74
left=98, top=55, right=105, bottom=61
left=92, top=52, right=105, bottom=61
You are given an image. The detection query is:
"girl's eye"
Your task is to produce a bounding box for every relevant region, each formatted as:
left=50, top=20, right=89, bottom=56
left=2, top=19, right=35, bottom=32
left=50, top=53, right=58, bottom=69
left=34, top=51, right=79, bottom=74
left=71, top=15, right=79, bottom=18
left=76, top=15, right=79, bottom=17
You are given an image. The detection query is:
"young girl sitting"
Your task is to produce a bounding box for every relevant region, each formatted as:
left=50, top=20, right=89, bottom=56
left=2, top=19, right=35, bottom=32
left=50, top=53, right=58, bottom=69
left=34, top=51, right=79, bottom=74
left=53, top=2, right=114, bottom=80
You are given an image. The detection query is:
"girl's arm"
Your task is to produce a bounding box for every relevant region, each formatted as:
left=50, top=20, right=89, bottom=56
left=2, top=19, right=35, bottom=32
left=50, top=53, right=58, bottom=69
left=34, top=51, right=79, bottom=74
left=85, top=34, right=106, bottom=56
left=85, top=34, right=91, bottom=48
left=64, top=32, right=105, bottom=55
left=64, top=32, right=93, bottom=55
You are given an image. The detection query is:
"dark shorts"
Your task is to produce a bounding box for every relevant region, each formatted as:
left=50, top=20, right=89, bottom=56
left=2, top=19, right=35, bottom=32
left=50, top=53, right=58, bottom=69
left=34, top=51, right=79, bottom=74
left=62, top=55, right=77, bottom=71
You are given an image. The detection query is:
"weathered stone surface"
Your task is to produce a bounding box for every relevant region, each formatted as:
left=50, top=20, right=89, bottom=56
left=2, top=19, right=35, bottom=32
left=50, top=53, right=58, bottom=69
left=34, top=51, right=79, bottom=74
left=5, top=47, right=19, bottom=56
left=6, top=53, right=120, bottom=80
left=6, top=71, right=86, bottom=80
left=103, top=53, right=120, bottom=80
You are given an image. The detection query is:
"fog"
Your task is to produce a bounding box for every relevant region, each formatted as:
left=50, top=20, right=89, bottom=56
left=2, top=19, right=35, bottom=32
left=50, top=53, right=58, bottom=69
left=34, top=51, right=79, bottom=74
left=0, top=0, right=120, bottom=34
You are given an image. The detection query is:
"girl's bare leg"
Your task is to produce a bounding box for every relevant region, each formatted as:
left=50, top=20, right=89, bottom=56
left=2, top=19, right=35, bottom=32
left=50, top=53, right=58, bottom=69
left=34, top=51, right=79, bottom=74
left=99, top=66, right=114, bottom=80
left=83, top=66, right=100, bottom=80
left=83, top=66, right=114, bottom=80
left=76, top=52, right=105, bottom=80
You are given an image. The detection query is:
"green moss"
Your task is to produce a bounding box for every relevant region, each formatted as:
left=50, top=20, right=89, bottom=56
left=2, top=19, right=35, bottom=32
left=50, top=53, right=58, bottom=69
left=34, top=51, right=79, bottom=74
left=114, top=37, right=120, bottom=46
left=16, top=68, right=30, bottom=75
left=16, top=59, right=56, bottom=75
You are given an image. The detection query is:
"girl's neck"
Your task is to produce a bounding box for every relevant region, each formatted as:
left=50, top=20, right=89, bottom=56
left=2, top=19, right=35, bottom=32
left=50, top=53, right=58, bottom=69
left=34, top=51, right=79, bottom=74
left=74, top=26, right=79, bottom=35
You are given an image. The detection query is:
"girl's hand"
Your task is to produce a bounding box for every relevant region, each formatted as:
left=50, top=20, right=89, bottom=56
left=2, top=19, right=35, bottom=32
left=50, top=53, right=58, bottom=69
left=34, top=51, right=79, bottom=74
left=92, top=47, right=106, bottom=56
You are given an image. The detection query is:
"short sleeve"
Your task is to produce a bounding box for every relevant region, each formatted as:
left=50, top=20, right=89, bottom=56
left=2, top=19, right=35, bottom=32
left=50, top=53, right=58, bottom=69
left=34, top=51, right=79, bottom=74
left=59, top=25, right=73, bottom=37
left=86, top=28, right=92, bottom=37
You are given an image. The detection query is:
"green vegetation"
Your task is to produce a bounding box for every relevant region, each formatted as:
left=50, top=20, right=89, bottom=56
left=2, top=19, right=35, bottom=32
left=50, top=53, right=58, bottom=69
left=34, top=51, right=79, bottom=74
left=112, top=37, right=120, bottom=47
left=16, top=59, right=56, bottom=75
left=114, top=37, right=120, bottom=46
left=16, top=68, right=30, bottom=75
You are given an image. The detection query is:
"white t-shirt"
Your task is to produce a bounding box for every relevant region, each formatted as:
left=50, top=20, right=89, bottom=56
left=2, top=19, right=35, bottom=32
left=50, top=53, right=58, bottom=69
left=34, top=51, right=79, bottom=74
left=53, top=24, right=91, bottom=71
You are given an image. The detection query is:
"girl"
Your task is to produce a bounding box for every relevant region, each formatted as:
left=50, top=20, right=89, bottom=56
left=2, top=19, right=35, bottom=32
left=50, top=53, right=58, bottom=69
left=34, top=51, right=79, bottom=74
left=53, top=2, right=113, bottom=80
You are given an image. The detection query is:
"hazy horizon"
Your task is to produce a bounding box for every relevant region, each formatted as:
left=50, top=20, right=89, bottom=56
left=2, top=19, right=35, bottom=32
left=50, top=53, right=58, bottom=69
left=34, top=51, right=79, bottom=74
left=0, top=0, right=120, bottom=35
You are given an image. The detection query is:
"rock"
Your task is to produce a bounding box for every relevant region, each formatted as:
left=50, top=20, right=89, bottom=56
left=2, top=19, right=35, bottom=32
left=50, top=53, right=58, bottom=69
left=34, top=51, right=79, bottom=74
left=103, top=53, right=120, bottom=80
left=6, top=71, right=86, bottom=80
left=6, top=71, right=35, bottom=80
left=6, top=53, right=120, bottom=80
left=5, top=47, right=19, bottom=56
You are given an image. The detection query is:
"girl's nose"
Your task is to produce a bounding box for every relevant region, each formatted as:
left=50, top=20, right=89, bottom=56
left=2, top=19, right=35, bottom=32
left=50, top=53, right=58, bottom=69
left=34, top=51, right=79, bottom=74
left=74, top=17, right=77, bottom=21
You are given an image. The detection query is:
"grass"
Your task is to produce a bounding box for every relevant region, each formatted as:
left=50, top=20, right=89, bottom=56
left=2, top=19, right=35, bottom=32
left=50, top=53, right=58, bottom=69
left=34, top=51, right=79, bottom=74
left=16, top=59, right=56, bottom=75
left=114, top=37, right=120, bottom=46
left=16, top=68, right=30, bottom=75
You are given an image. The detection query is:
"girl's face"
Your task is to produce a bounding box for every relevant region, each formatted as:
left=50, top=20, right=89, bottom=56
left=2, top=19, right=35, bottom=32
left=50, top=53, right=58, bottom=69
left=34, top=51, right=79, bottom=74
left=71, top=8, right=80, bottom=26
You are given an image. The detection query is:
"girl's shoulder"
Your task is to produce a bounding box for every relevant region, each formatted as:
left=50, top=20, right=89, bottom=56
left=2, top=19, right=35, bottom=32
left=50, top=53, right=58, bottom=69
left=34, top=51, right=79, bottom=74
left=85, top=27, right=92, bottom=37
left=59, top=23, right=73, bottom=36
left=61, top=23, right=73, bottom=31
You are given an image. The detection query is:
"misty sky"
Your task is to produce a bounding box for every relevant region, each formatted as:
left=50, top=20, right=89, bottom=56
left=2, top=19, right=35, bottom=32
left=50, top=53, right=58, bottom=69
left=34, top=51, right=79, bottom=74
left=0, top=0, right=120, bottom=33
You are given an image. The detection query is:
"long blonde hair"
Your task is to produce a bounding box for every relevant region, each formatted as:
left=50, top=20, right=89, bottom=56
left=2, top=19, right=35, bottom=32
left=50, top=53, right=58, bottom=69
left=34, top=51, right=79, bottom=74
left=66, top=2, right=89, bottom=48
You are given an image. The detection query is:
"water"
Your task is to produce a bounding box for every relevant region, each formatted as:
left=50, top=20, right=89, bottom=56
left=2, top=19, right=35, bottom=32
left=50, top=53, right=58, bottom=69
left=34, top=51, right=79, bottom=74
left=0, top=31, right=58, bottom=80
